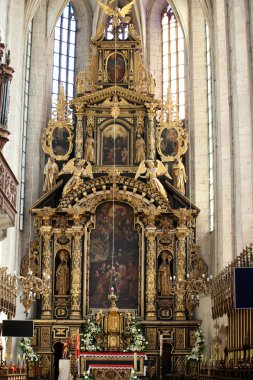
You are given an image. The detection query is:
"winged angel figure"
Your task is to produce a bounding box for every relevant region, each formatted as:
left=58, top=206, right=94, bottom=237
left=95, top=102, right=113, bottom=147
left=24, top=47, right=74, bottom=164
left=135, top=160, right=171, bottom=200
left=96, top=0, right=136, bottom=27
left=59, top=158, right=93, bottom=197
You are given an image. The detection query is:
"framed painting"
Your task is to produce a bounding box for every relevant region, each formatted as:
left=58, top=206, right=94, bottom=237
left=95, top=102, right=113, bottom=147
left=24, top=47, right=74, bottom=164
left=89, top=202, right=139, bottom=309
left=106, top=52, right=126, bottom=82
left=156, top=124, right=189, bottom=163
left=101, top=124, right=129, bottom=165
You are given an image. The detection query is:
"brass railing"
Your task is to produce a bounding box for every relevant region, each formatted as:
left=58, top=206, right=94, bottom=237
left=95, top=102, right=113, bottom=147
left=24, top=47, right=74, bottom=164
left=211, top=243, right=253, bottom=319
left=0, top=267, right=17, bottom=317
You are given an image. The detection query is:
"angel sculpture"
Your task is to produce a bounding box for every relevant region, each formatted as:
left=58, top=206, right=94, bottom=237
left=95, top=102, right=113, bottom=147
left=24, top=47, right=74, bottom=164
left=59, top=158, right=93, bottom=197
left=135, top=160, right=171, bottom=200
left=96, top=0, right=136, bottom=27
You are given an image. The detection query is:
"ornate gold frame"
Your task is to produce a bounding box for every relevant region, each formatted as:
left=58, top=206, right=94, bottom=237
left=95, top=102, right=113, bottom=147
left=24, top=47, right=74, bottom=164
left=156, top=123, right=188, bottom=163
left=98, top=119, right=134, bottom=165
left=42, top=85, right=74, bottom=161
left=83, top=200, right=145, bottom=318
left=105, top=51, right=127, bottom=83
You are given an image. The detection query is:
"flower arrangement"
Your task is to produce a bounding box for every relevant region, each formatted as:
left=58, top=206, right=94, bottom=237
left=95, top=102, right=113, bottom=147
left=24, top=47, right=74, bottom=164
left=130, top=369, right=139, bottom=380
left=186, top=327, right=206, bottom=362
left=122, top=318, right=148, bottom=352
left=20, top=337, right=39, bottom=362
left=80, top=319, right=103, bottom=352
left=81, top=371, right=93, bottom=380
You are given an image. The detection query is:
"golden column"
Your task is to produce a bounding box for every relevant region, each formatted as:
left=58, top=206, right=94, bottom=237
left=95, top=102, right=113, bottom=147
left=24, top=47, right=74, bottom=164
left=145, top=227, right=157, bottom=320
left=70, top=225, right=83, bottom=319
left=41, top=226, right=53, bottom=319
left=75, top=103, right=84, bottom=158
left=174, top=208, right=191, bottom=321
left=146, top=104, right=157, bottom=160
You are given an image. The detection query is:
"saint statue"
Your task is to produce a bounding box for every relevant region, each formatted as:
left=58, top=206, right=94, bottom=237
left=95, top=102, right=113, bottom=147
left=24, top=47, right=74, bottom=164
left=148, top=71, right=156, bottom=96
left=56, top=251, right=69, bottom=295
left=43, top=157, right=59, bottom=192
left=172, top=158, right=187, bottom=195
left=158, top=251, right=172, bottom=296
left=75, top=70, right=85, bottom=95
left=84, top=131, right=95, bottom=163
left=135, top=133, right=146, bottom=164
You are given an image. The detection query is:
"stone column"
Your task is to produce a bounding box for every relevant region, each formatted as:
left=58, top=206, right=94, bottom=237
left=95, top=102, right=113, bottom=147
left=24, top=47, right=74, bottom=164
left=145, top=227, right=157, bottom=320
left=41, top=226, right=53, bottom=319
left=70, top=226, right=83, bottom=319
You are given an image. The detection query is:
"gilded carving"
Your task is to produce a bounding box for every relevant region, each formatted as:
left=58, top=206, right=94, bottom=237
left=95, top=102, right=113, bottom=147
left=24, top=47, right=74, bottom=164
left=176, top=328, right=185, bottom=349
left=41, top=227, right=53, bottom=319
left=40, top=355, right=51, bottom=377
left=145, top=228, right=157, bottom=320
left=146, top=328, right=157, bottom=349
left=41, top=326, right=51, bottom=347
left=42, top=85, right=74, bottom=161
left=156, top=92, right=189, bottom=163
left=175, top=356, right=186, bottom=375
left=70, top=228, right=84, bottom=319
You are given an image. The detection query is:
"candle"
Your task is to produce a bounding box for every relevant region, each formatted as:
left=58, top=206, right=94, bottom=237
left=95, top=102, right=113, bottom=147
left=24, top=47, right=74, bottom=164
left=23, top=354, right=25, bottom=361
left=134, top=352, right=137, bottom=370
left=160, top=334, right=163, bottom=357
left=4, top=352, right=6, bottom=360
left=18, top=354, right=20, bottom=361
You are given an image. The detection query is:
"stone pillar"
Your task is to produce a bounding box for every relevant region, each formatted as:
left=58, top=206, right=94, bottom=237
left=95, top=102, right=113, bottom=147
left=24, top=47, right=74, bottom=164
left=70, top=226, right=83, bottom=319
left=145, top=227, right=157, bottom=320
left=41, top=226, right=53, bottom=319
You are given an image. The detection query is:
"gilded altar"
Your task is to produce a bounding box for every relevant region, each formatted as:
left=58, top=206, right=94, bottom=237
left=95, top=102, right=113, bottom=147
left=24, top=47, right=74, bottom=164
left=23, top=9, right=210, bottom=380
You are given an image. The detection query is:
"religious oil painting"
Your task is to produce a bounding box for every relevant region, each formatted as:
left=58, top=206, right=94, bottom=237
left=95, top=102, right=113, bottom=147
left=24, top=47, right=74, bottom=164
left=89, top=202, right=139, bottom=309
left=52, top=126, right=70, bottom=157
left=102, top=124, right=129, bottom=165
left=160, top=127, right=179, bottom=157
left=106, top=52, right=126, bottom=82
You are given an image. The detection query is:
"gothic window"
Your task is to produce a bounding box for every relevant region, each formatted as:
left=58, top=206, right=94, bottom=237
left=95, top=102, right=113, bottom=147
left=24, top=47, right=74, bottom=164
left=206, top=22, right=214, bottom=232
left=162, top=5, right=185, bottom=120
left=19, top=23, right=32, bottom=230
left=51, top=2, right=76, bottom=112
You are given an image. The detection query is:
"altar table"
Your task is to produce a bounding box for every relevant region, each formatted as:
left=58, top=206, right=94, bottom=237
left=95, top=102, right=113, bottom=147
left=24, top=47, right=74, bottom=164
left=88, top=364, right=133, bottom=380
left=80, top=352, right=147, bottom=377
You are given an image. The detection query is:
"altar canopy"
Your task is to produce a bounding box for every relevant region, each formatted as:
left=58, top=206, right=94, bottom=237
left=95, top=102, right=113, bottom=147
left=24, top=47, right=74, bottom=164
left=24, top=3, right=209, bottom=379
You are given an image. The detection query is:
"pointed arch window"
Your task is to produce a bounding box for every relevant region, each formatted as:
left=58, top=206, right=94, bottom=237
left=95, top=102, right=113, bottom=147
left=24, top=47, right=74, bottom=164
left=51, top=2, right=76, bottom=112
left=162, top=5, right=185, bottom=120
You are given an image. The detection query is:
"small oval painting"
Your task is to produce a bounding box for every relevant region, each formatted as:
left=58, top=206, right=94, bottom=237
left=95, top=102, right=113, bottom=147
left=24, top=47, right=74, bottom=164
left=107, top=52, right=125, bottom=82
left=160, top=127, right=179, bottom=157
left=52, top=127, right=70, bottom=156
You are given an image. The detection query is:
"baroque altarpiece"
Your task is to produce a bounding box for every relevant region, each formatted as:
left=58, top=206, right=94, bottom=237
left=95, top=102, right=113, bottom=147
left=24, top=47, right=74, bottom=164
left=22, top=14, right=209, bottom=380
